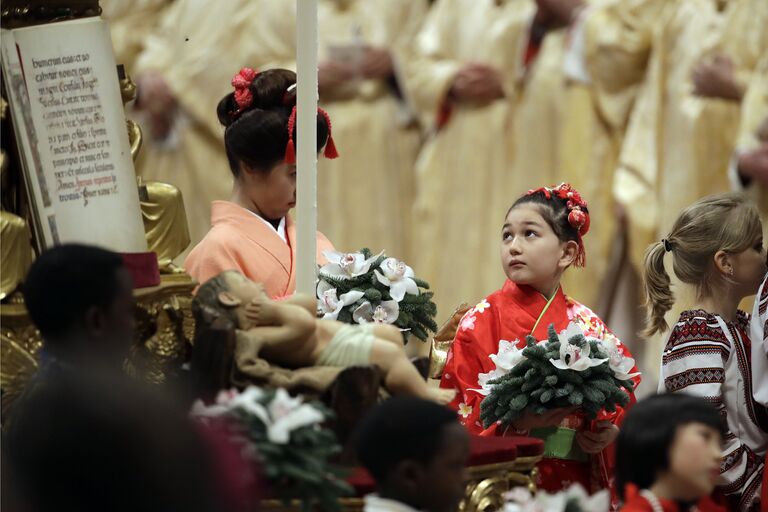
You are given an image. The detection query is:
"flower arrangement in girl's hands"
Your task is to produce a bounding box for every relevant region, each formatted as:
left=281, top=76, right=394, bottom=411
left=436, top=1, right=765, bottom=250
left=191, top=387, right=352, bottom=512
left=478, top=322, right=639, bottom=428
left=316, top=248, right=438, bottom=342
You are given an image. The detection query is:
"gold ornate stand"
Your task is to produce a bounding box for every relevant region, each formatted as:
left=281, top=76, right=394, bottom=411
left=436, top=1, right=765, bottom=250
left=1, top=275, right=196, bottom=416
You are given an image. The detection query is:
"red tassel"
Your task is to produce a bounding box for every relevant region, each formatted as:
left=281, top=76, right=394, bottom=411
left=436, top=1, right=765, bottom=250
left=284, top=139, right=296, bottom=164
left=284, top=106, right=297, bottom=164
left=324, top=135, right=339, bottom=159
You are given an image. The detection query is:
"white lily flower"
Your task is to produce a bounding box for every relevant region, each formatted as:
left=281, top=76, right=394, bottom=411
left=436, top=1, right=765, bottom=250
left=264, top=388, right=325, bottom=444
left=319, top=250, right=384, bottom=279
left=316, top=280, right=365, bottom=320
left=352, top=300, right=399, bottom=324
left=599, top=334, right=641, bottom=381
left=549, top=322, right=608, bottom=372
left=373, top=257, right=419, bottom=302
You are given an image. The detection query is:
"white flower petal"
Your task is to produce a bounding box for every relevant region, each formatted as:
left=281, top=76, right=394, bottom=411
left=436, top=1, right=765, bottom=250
left=322, top=250, right=344, bottom=264
left=402, top=277, right=419, bottom=297
left=318, top=263, right=349, bottom=279
left=353, top=301, right=373, bottom=324
left=389, top=280, right=408, bottom=302
left=550, top=359, right=571, bottom=370
left=267, top=405, right=325, bottom=444
left=374, top=269, right=392, bottom=287
left=340, top=290, right=365, bottom=306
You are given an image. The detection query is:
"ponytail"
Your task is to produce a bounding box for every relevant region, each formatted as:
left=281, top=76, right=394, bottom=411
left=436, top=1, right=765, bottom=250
left=642, top=241, right=674, bottom=337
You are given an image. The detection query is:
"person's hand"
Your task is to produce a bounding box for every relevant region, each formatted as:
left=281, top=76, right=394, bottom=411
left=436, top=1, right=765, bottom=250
left=510, top=407, right=577, bottom=431
left=535, top=0, right=584, bottom=27
left=575, top=420, right=619, bottom=454
left=318, top=59, right=356, bottom=92
left=449, top=63, right=505, bottom=103
left=360, top=46, right=394, bottom=80
left=738, top=143, right=768, bottom=186
left=692, top=54, right=745, bottom=101
left=135, top=72, right=177, bottom=139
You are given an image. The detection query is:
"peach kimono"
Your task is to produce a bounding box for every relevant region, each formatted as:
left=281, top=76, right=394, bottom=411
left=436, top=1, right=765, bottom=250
left=185, top=201, right=335, bottom=298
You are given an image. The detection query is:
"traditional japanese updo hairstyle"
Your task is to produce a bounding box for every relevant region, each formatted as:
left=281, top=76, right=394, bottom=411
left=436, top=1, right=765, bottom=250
left=216, top=68, right=335, bottom=176
left=508, top=183, right=591, bottom=267
left=642, top=192, right=761, bottom=337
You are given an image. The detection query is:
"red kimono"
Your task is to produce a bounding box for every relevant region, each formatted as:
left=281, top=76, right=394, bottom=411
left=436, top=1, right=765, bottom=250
left=619, top=485, right=726, bottom=512
left=440, top=280, right=640, bottom=501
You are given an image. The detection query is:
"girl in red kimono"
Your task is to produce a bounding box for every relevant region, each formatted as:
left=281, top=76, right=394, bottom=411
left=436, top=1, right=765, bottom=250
left=439, top=183, right=640, bottom=503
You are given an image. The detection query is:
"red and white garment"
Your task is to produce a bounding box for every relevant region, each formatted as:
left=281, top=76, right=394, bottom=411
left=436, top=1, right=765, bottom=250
left=659, top=309, right=768, bottom=510
left=439, top=280, right=640, bottom=499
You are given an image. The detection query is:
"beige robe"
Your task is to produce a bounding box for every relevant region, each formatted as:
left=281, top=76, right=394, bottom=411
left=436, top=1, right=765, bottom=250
left=243, top=0, right=428, bottom=262
left=404, top=0, right=535, bottom=321
left=616, top=0, right=768, bottom=274
left=132, top=0, right=298, bottom=260
left=100, top=0, right=170, bottom=71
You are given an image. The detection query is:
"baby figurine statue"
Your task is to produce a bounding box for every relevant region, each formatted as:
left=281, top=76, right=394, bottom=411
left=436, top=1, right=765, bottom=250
left=193, top=270, right=455, bottom=403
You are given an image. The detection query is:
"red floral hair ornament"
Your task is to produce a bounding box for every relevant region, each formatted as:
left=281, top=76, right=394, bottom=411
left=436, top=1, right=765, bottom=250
left=526, top=182, right=590, bottom=267
left=284, top=103, right=339, bottom=164
left=230, top=67, right=259, bottom=117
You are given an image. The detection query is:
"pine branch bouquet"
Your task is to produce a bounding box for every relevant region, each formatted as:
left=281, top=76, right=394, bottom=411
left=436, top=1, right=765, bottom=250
left=316, top=248, right=438, bottom=342
left=191, top=387, right=352, bottom=512
left=479, top=323, right=639, bottom=429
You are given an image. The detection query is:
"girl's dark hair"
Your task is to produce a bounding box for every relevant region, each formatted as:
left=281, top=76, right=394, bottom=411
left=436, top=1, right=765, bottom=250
left=509, top=186, right=590, bottom=268
left=216, top=68, right=330, bottom=175
left=615, top=393, right=726, bottom=499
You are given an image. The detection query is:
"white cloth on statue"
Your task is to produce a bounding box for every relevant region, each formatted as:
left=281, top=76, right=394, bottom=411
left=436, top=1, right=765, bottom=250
left=658, top=310, right=767, bottom=509
left=363, top=495, right=423, bottom=512
left=751, top=273, right=768, bottom=406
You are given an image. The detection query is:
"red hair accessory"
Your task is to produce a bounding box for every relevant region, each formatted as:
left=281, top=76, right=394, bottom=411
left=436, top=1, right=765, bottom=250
left=526, top=183, right=589, bottom=267
left=284, top=105, right=339, bottom=164
left=231, top=67, right=258, bottom=117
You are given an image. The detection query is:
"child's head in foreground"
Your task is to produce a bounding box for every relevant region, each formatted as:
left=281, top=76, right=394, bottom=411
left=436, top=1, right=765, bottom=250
left=616, top=393, right=725, bottom=503
left=355, top=397, right=470, bottom=512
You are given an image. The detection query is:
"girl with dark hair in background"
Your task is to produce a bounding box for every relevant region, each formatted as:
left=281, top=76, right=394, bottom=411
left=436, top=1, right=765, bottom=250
left=185, top=68, right=337, bottom=298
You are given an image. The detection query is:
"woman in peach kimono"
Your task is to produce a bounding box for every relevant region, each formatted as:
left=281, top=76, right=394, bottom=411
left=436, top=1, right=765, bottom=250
left=185, top=69, right=336, bottom=298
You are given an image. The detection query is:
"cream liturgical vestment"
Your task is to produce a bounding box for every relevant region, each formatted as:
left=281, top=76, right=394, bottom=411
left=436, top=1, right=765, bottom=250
left=404, top=0, right=535, bottom=320
left=132, top=0, right=299, bottom=260
left=100, top=0, right=170, bottom=71
left=229, top=0, right=428, bottom=263
left=555, top=0, right=663, bottom=310
left=615, top=0, right=768, bottom=274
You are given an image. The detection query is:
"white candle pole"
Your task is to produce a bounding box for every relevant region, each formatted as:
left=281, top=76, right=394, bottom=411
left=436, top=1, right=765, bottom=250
left=295, top=0, right=319, bottom=295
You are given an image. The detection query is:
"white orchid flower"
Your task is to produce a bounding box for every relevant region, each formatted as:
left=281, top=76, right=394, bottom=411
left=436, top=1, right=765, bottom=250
left=549, top=322, right=608, bottom=372
left=352, top=300, right=399, bottom=324
left=373, top=257, right=419, bottom=302
left=263, top=388, right=325, bottom=444
left=470, top=340, right=525, bottom=396
left=490, top=339, right=525, bottom=371
left=316, top=280, right=365, bottom=320
left=470, top=368, right=507, bottom=396
left=503, top=484, right=608, bottom=512
left=319, top=250, right=384, bottom=279
left=599, top=335, right=641, bottom=381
